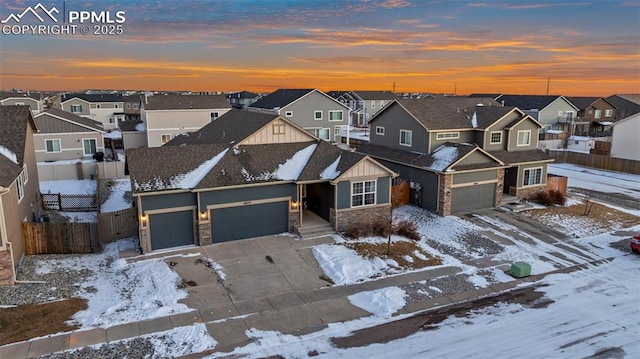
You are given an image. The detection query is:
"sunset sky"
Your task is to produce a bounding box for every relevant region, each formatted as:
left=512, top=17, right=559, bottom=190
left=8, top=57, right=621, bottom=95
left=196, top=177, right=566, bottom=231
left=1, top=0, right=639, bottom=95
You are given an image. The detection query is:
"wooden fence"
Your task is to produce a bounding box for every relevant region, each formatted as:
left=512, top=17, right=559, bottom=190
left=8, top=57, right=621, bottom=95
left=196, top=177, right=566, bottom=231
left=391, top=181, right=411, bottom=207
left=546, top=174, right=568, bottom=195
left=22, top=222, right=101, bottom=255
left=548, top=151, right=640, bottom=174
left=42, top=193, right=98, bottom=211
left=98, top=208, right=138, bottom=243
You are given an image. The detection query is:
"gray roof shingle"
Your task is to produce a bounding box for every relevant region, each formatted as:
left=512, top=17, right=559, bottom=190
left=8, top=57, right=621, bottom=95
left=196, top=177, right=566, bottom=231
left=496, top=95, right=563, bottom=110
left=352, top=91, right=398, bottom=100
left=62, top=93, right=123, bottom=103
left=249, top=89, right=314, bottom=109
left=143, top=94, right=230, bottom=110
left=0, top=106, right=34, bottom=186
left=490, top=150, right=553, bottom=165
left=36, top=108, right=104, bottom=132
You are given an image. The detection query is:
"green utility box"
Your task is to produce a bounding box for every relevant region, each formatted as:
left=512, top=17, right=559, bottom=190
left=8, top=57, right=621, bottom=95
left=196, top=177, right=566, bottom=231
left=510, top=262, right=531, bottom=278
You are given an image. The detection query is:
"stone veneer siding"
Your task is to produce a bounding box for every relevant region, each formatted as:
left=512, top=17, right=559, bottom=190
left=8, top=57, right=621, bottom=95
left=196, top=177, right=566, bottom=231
left=517, top=184, right=547, bottom=200
left=331, top=205, right=391, bottom=232
left=437, top=174, right=453, bottom=216
left=0, top=250, right=14, bottom=285
left=198, top=222, right=211, bottom=246
left=139, top=227, right=151, bottom=254
left=289, top=210, right=300, bottom=233
left=495, top=168, right=505, bottom=207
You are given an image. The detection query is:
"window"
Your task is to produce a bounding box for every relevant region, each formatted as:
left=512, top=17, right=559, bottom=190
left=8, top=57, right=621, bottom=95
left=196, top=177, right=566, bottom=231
left=17, top=171, right=24, bottom=201
left=133, top=104, right=139, bottom=109
left=376, top=126, right=385, bottom=135
left=114, top=104, right=119, bottom=108
left=517, top=130, right=531, bottom=146
left=83, top=138, right=97, bottom=156
left=436, top=132, right=460, bottom=140
left=272, top=124, right=285, bottom=135
left=210, top=112, right=219, bottom=121
left=588, top=109, right=593, bottom=114
left=161, top=134, right=172, bottom=144
left=329, top=110, right=343, bottom=121
left=594, top=109, right=602, bottom=119
left=318, top=128, right=330, bottom=140
left=45, top=139, right=61, bottom=152
left=371, top=101, right=375, bottom=109
left=70, top=104, right=82, bottom=113
left=21, top=165, right=28, bottom=184
left=314, top=111, right=323, bottom=120
left=96, top=104, right=101, bottom=109
left=523, top=167, right=542, bottom=186
left=380, top=100, right=385, bottom=107
left=334, top=126, right=342, bottom=137
left=605, top=109, right=613, bottom=117
left=351, top=180, right=376, bottom=207
left=490, top=131, right=502, bottom=144
left=126, top=103, right=131, bottom=109
left=400, top=129, right=412, bottom=146
left=285, top=111, right=293, bottom=117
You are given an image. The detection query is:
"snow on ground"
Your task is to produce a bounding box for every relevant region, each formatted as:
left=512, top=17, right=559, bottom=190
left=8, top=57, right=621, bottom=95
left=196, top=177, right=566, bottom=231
left=526, top=211, right=626, bottom=238
left=206, top=255, right=640, bottom=359
left=348, top=287, right=407, bottom=318
left=34, top=240, right=192, bottom=328
left=58, top=211, right=97, bottom=223
left=548, top=163, right=640, bottom=200
left=40, top=179, right=96, bottom=195
left=101, top=178, right=132, bottom=213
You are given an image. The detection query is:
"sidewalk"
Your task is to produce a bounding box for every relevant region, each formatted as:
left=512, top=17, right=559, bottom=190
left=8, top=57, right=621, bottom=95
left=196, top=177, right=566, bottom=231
left=0, top=255, right=613, bottom=359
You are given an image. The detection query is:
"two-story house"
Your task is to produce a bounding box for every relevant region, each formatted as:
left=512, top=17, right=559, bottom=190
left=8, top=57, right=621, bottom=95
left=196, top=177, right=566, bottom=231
left=140, top=94, right=231, bottom=148
left=60, top=93, right=125, bottom=130
left=606, top=94, right=640, bottom=121
left=127, top=109, right=396, bottom=252
left=247, top=89, right=351, bottom=143
left=494, top=95, right=579, bottom=135
left=226, top=91, right=260, bottom=109
left=1, top=91, right=44, bottom=114
left=357, top=98, right=553, bottom=215
left=0, top=106, right=41, bottom=284
left=329, top=90, right=397, bottom=126
left=566, top=97, right=616, bottom=136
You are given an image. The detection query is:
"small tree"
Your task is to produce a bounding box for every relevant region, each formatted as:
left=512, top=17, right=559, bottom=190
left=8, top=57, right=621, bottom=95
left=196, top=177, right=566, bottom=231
left=583, top=191, right=594, bottom=216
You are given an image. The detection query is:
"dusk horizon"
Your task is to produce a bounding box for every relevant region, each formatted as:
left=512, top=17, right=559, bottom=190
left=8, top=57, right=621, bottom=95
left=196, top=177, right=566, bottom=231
left=1, top=0, right=639, bottom=96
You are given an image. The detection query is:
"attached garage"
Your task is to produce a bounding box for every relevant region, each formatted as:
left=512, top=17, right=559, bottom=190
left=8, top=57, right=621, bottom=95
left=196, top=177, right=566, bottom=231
left=210, top=201, right=289, bottom=242
left=451, top=183, right=496, bottom=214
left=149, top=210, right=195, bottom=250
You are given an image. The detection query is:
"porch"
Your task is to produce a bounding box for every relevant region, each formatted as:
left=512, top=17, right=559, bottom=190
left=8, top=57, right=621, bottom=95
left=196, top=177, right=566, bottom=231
left=295, top=209, right=335, bottom=239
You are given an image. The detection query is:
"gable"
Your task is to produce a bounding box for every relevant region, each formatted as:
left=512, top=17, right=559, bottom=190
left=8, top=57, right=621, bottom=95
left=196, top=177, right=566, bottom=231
left=282, top=89, right=351, bottom=112
left=34, top=113, right=103, bottom=133
left=333, top=156, right=395, bottom=182
left=240, top=117, right=317, bottom=145
left=485, top=108, right=525, bottom=131
left=450, top=149, right=502, bottom=171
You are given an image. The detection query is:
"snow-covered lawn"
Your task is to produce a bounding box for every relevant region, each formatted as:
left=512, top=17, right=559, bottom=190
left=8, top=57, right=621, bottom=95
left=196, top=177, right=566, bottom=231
left=35, top=239, right=192, bottom=329
left=40, top=179, right=96, bottom=195
left=101, top=178, right=132, bottom=213
left=548, top=163, right=640, bottom=200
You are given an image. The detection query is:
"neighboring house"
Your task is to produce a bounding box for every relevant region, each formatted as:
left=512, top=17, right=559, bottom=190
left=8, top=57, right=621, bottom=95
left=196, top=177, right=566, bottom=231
left=60, top=93, right=125, bottom=130
left=118, top=119, right=147, bottom=149
left=33, top=108, right=105, bottom=162
left=140, top=94, right=232, bottom=147
left=0, top=91, right=44, bottom=114
left=123, top=94, right=141, bottom=121
left=127, top=109, right=396, bottom=253
left=357, top=98, right=553, bottom=215
left=610, top=112, right=640, bottom=161
left=247, top=89, right=351, bottom=143
left=565, top=97, right=616, bottom=136
left=492, top=95, right=578, bottom=134
left=0, top=106, right=41, bottom=285
left=606, top=94, right=640, bottom=121
left=329, top=90, right=397, bottom=126
left=226, top=91, right=260, bottom=109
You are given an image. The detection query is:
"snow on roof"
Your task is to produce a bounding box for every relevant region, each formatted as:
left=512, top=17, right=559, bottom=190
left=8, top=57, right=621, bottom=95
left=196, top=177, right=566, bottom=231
left=597, top=121, right=613, bottom=126
left=0, top=145, right=18, bottom=164
left=274, top=143, right=318, bottom=180
left=428, top=145, right=459, bottom=171
left=545, top=129, right=564, bottom=134
left=241, top=167, right=271, bottom=182
left=172, top=148, right=228, bottom=189
left=471, top=111, right=478, bottom=128
left=104, top=130, right=122, bottom=139
left=568, top=136, right=593, bottom=142
left=320, top=155, right=341, bottom=180
left=135, top=122, right=146, bottom=131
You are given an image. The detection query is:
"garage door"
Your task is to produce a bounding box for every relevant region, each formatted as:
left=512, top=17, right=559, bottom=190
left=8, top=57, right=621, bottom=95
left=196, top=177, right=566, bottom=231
left=150, top=210, right=194, bottom=250
left=451, top=183, right=496, bottom=214
left=211, top=201, right=288, bottom=242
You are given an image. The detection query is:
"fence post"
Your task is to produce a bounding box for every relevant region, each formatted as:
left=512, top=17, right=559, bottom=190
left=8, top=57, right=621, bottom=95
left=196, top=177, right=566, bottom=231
left=58, top=193, right=62, bottom=211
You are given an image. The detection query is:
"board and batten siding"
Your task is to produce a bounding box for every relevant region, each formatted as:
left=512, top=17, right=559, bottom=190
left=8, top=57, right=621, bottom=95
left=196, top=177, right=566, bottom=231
left=241, top=118, right=316, bottom=145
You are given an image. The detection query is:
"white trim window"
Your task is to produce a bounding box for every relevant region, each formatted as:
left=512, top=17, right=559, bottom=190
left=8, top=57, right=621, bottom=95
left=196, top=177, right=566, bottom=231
left=312, top=128, right=330, bottom=141
left=45, top=139, right=61, bottom=153
left=133, top=104, right=139, bottom=109
left=490, top=131, right=502, bottom=144
left=605, top=109, right=613, bottom=117
left=17, top=171, right=25, bottom=201
left=70, top=104, right=83, bottom=113
left=272, top=124, right=285, bottom=135
left=210, top=112, right=219, bottom=121
left=83, top=138, right=98, bottom=156
left=21, top=165, right=28, bottom=184
left=594, top=109, right=602, bottom=119
left=376, top=126, right=385, bottom=135
left=399, top=129, right=412, bottom=146
left=517, top=130, right=531, bottom=146
left=436, top=132, right=460, bottom=140
left=329, top=110, right=343, bottom=121
left=161, top=134, right=172, bottom=144
left=334, top=126, right=342, bottom=137
left=314, top=111, right=323, bottom=120
left=523, top=167, right=542, bottom=186
left=285, top=111, right=293, bottom=117
left=352, top=180, right=376, bottom=207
